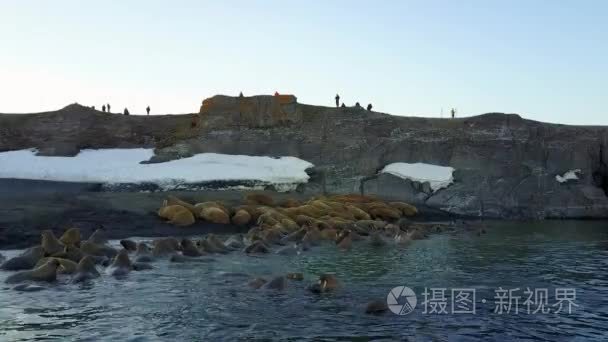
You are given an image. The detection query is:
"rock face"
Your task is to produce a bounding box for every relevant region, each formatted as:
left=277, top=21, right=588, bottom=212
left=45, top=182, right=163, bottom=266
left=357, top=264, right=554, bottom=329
left=2, top=97, right=608, bottom=219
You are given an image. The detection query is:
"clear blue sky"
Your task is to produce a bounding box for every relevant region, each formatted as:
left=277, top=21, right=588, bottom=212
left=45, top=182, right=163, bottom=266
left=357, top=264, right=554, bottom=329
left=1, top=1, right=606, bottom=124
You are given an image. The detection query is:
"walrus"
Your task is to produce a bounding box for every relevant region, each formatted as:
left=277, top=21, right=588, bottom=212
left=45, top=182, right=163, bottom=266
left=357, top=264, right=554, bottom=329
left=41, top=230, right=65, bottom=256
left=309, top=274, right=339, bottom=293
left=59, top=227, right=81, bottom=246
left=35, top=257, right=78, bottom=274
left=369, top=231, right=388, bottom=247
left=5, top=259, right=60, bottom=284
left=1, top=246, right=45, bottom=271
left=281, top=228, right=307, bottom=244
left=134, top=242, right=154, bottom=262
left=181, top=238, right=204, bottom=257
left=152, top=238, right=181, bottom=257
left=286, top=272, right=304, bottom=281
left=365, top=300, right=389, bottom=314
left=80, top=241, right=117, bottom=258
left=259, top=228, right=284, bottom=245
left=275, top=244, right=301, bottom=256
left=247, top=277, right=267, bottom=289
left=354, top=220, right=386, bottom=233
left=133, top=262, right=154, bottom=271
left=199, top=236, right=228, bottom=254
left=207, top=234, right=231, bottom=252
left=87, top=228, right=108, bottom=245
left=107, top=249, right=132, bottom=276
left=71, top=256, right=101, bottom=283
left=120, top=239, right=138, bottom=252
left=383, top=224, right=400, bottom=237
left=336, top=230, right=352, bottom=250
left=244, top=240, right=270, bottom=254
left=407, top=228, right=426, bottom=240
left=320, top=228, right=338, bottom=241
left=232, top=209, right=252, bottom=226
left=394, top=232, right=411, bottom=246
left=301, top=226, right=322, bottom=246
left=52, top=244, right=84, bottom=263
left=224, top=234, right=245, bottom=250
left=350, top=230, right=364, bottom=241
left=262, top=276, right=286, bottom=290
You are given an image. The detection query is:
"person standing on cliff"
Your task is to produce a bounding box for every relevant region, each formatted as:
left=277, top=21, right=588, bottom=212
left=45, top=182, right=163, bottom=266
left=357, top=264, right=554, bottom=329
left=451, top=108, right=456, bottom=118
left=107, top=103, right=111, bottom=113
left=124, top=108, right=130, bottom=115
left=102, top=105, right=106, bottom=112
left=335, top=94, right=340, bottom=107
left=367, top=103, right=373, bottom=111
left=146, top=106, right=150, bottom=115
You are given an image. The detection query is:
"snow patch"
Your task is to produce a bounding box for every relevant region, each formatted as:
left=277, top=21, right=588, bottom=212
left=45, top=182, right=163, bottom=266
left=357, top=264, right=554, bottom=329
left=0, top=148, right=313, bottom=192
left=556, top=169, right=581, bottom=183
left=381, top=162, right=455, bottom=191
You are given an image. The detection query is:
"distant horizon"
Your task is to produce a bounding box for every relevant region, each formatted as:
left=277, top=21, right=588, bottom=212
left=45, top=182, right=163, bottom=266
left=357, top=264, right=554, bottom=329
left=3, top=94, right=603, bottom=127
left=1, top=1, right=606, bottom=125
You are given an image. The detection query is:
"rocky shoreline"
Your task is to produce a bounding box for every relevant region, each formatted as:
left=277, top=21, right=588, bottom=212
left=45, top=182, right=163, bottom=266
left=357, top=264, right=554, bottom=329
left=2, top=95, right=608, bottom=220
left=0, top=179, right=456, bottom=250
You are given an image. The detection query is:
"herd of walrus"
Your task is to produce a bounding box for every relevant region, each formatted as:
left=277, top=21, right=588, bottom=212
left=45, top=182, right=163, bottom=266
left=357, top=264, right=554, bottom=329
left=0, top=193, right=477, bottom=314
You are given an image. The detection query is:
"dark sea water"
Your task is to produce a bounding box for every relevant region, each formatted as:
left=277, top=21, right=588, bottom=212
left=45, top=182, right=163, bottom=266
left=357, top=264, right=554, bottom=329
left=0, top=221, right=607, bottom=341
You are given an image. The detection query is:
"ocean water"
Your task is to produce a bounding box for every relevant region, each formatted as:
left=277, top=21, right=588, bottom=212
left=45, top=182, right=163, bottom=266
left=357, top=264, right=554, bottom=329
left=0, top=221, right=607, bottom=341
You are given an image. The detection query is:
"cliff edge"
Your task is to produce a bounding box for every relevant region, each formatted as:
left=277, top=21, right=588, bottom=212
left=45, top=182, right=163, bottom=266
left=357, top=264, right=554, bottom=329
left=2, top=95, right=608, bottom=219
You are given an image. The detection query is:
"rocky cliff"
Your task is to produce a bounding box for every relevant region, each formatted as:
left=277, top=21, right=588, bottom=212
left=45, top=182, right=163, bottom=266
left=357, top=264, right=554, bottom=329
left=2, top=95, right=608, bottom=219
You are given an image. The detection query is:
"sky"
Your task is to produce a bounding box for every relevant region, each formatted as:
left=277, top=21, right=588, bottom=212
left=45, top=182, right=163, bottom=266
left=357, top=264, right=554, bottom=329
left=0, top=0, right=606, bottom=125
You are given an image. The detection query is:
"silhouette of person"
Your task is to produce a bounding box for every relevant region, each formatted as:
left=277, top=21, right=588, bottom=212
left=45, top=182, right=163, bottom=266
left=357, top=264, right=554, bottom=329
left=102, top=105, right=106, bottom=112
left=341, top=103, right=346, bottom=108
left=274, top=91, right=279, bottom=96
left=107, top=104, right=111, bottom=113
left=124, top=108, right=130, bottom=115
left=367, top=103, right=372, bottom=111
left=239, top=92, right=244, bottom=97
left=146, top=106, right=150, bottom=115
left=451, top=108, right=456, bottom=118
left=355, top=102, right=360, bottom=108
left=335, top=94, right=340, bottom=107
left=92, top=106, right=96, bottom=110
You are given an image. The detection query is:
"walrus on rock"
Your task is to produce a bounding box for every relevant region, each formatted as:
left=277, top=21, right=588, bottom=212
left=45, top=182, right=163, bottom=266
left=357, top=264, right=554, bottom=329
left=59, top=227, right=81, bottom=246
left=71, top=256, right=101, bottom=283
left=5, top=259, right=60, bottom=284
left=135, top=242, right=154, bottom=262
left=1, top=246, right=45, bottom=271
left=35, top=257, right=78, bottom=274
left=181, top=238, right=205, bottom=257
left=41, top=230, right=65, bottom=256
left=87, top=228, right=108, bottom=245
left=107, top=249, right=132, bottom=277
left=120, top=239, right=138, bottom=252
left=152, top=238, right=181, bottom=257
left=80, top=241, right=117, bottom=259
left=51, top=244, right=84, bottom=263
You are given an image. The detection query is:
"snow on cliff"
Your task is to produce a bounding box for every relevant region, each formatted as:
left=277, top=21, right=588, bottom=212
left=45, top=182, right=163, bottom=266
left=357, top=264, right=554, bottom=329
left=381, top=162, right=455, bottom=191
left=0, top=148, right=313, bottom=191
left=555, top=169, right=581, bottom=183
